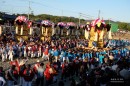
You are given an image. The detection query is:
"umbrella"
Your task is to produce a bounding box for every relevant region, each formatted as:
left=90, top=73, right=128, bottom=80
left=15, top=16, right=28, bottom=23
left=41, top=20, right=52, bottom=27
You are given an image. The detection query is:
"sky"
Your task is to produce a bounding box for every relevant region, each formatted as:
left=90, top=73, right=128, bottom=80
left=0, top=0, right=130, bottom=23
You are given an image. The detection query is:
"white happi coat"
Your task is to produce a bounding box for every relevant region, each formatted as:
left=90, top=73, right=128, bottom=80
left=8, top=50, right=14, bottom=61
left=1, top=48, right=7, bottom=62
left=28, top=46, right=32, bottom=57
left=24, top=47, right=27, bottom=57
left=38, top=47, right=41, bottom=57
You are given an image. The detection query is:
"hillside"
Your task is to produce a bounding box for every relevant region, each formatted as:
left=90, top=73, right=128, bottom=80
left=1, top=12, right=130, bottom=31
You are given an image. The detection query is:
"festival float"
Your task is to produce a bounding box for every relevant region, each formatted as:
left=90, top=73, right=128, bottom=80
left=66, top=22, right=76, bottom=38
left=89, top=18, right=112, bottom=48
left=14, top=16, right=31, bottom=41
left=41, top=20, right=52, bottom=41
left=57, top=22, right=66, bottom=36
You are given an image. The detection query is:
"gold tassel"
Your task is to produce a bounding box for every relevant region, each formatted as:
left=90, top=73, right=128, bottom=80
left=42, top=27, right=44, bottom=35
left=99, top=30, right=104, bottom=40
left=20, top=26, right=23, bottom=35
left=108, top=29, right=112, bottom=39
left=16, top=26, right=18, bottom=34
left=46, top=28, right=48, bottom=36
left=29, top=27, right=32, bottom=35
left=94, top=32, right=98, bottom=41
left=85, top=29, right=89, bottom=39
left=86, top=31, right=89, bottom=39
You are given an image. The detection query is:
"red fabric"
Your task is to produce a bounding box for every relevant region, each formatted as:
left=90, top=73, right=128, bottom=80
left=90, top=58, right=95, bottom=63
left=61, top=64, right=65, bottom=69
left=23, top=69, right=34, bottom=81
left=33, top=63, right=40, bottom=73
left=97, top=30, right=101, bottom=33
left=26, top=46, right=28, bottom=52
left=44, top=66, right=53, bottom=80
left=53, top=64, right=58, bottom=69
left=61, top=63, right=67, bottom=73
left=38, top=46, right=41, bottom=51
left=74, top=59, right=79, bottom=63
left=28, top=21, right=32, bottom=29
left=53, top=46, right=56, bottom=50
left=10, top=60, right=19, bottom=68
left=33, top=46, right=36, bottom=52
left=44, top=48, right=49, bottom=55
left=58, top=45, right=62, bottom=50
left=63, top=45, right=67, bottom=49
left=19, top=66, right=23, bottom=76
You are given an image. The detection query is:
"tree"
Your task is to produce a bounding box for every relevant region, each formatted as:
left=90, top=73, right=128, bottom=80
left=118, top=22, right=128, bottom=30
left=127, top=24, right=130, bottom=31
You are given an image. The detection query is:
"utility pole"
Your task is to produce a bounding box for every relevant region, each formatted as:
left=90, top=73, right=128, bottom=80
left=79, top=13, right=81, bottom=26
left=28, top=1, right=30, bottom=20
left=109, top=18, right=111, bottom=24
left=61, top=10, right=63, bottom=21
left=98, top=10, right=100, bottom=19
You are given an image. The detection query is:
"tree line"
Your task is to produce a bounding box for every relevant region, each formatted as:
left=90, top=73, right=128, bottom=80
left=1, top=12, right=130, bottom=31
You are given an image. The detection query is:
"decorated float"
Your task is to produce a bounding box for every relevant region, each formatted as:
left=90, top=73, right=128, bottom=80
left=57, top=22, right=66, bottom=36
left=14, top=16, right=33, bottom=41
left=41, top=20, right=53, bottom=40
left=66, top=22, right=76, bottom=36
left=89, top=18, right=112, bottom=48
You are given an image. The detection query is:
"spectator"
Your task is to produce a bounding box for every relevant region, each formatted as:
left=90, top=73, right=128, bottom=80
left=23, top=64, right=34, bottom=86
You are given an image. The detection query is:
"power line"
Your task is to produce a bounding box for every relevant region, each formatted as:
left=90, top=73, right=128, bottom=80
left=2, top=0, right=96, bottom=20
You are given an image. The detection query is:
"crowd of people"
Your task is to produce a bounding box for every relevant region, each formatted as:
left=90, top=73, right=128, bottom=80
left=0, top=31, right=130, bottom=86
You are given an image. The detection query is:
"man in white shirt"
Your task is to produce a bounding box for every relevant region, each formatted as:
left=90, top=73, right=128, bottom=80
left=8, top=48, right=14, bottom=61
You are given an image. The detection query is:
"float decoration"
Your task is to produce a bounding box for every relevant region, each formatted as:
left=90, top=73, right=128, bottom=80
left=66, top=22, right=76, bottom=36
left=57, top=22, right=66, bottom=35
left=15, top=16, right=28, bottom=41
left=40, top=20, right=53, bottom=41
left=89, top=18, right=111, bottom=48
